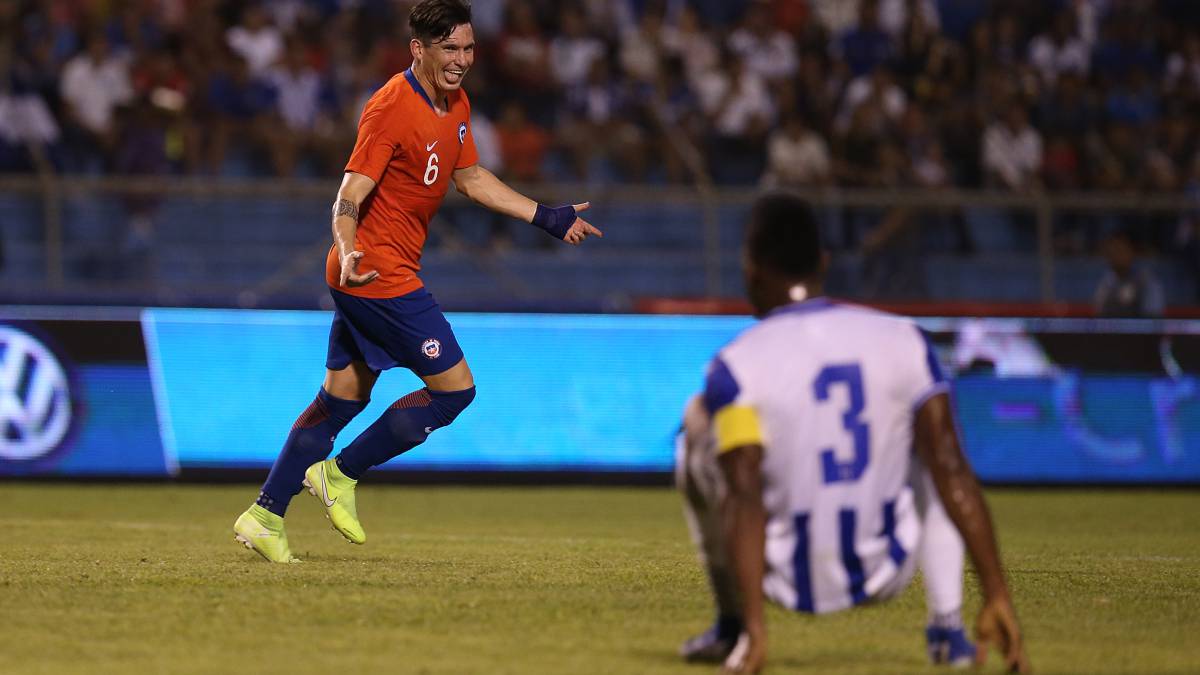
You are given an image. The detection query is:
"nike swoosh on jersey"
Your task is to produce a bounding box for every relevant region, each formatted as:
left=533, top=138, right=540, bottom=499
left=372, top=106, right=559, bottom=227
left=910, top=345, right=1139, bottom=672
left=426, top=141, right=438, bottom=151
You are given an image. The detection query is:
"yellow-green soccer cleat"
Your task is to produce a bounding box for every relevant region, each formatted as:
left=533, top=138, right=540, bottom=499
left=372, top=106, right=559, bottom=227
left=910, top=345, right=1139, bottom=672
left=303, top=459, right=366, bottom=544
left=233, top=504, right=299, bottom=563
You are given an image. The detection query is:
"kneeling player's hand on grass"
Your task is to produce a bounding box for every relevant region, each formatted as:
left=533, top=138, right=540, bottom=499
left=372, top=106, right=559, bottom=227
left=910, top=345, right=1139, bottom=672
left=975, top=595, right=1031, bottom=673
left=721, top=631, right=765, bottom=674
left=563, top=202, right=603, bottom=245
left=340, top=250, right=379, bottom=287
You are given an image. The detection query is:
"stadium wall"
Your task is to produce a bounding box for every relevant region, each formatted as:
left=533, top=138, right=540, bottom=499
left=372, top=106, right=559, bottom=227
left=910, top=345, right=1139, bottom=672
left=1, top=307, right=1198, bottom=484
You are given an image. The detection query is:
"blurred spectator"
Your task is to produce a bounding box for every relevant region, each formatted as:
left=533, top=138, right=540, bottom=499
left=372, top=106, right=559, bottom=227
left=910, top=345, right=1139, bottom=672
left=661, top=4, right=719, bottom=89
left=1091, top=11, right=1159, bottom=87
left=834, top=0, right=893, bottom=77
left=0, top=36, right=61, bottom=173
left=497, top=1, right=552, bottom=98
left=1093, top=231, right=1165, bottom=317
left=1027, top=9, right=1089, bottom=88
left=226, top=3, right=284, bottom=75
left=878, top=0, right=939, bottom=38
left=761, top=112, right=832, bottom=188
left=809, top=0, right=859, bottom=36
left=203, top=52, right=278, bottom=174
left=1089, top=121, right=1145, bottom=192
left=983, top=101, right=1043, bottom=191
left=265, top=38, right=341, bottom=176
left=471, top=111, right=503, bottom=174
left=619, top=6, right=667, bottom=84
left=59, top=32, right=133, bottom=171
left=901, top=107, right=948, bottom=188
left=130, top=45, right=198, bottom=172
left=1036, top=71, right=1095, bottom=143
left=1042, top=135, right=1081, bottom=191
left=548, top=6, right=606, bottom=90
left=114, top=96, right=170, bottom=277
left=837, top=65, right=906, bottom=134
left=558, top=58, right=642, bottom=180
left=727, top=1, right=799, bottom=83
left=1104, top=68, right=1160, bottom=128
left=697, top=54, right=774, bottom=184
left=496, top=102, right=550, bottom=183
left=651, top=56, right=706, bottom=183
left=1165, top=32, right=1200, bottom=94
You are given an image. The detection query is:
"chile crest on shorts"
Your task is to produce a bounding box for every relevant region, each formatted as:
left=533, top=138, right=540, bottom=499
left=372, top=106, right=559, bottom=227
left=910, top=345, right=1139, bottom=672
left=458, top=122, right=467, bottom=145
left=422, top=338, right=442, bottom=359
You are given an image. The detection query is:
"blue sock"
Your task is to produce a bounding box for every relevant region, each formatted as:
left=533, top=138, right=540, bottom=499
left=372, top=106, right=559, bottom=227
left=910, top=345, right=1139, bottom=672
left=335, top=386, right=476, bottom=479
left=257, top=388, right=367, bottom=516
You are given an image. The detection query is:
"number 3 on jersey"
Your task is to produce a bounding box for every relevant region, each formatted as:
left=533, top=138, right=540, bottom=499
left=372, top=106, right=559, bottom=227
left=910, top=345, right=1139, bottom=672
left=813, top=363, right=870, bottom=484
left=423, top=152, right=439, bottom=186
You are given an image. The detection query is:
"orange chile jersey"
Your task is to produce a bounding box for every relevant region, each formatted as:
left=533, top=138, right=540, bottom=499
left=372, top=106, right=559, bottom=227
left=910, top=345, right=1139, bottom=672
left=325, top=69, right=479, bottom=298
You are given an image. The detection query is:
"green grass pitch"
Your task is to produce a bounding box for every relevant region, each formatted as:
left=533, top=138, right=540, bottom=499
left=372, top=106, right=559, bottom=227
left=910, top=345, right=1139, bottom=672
left=1, top=485, right=1197, bottom=674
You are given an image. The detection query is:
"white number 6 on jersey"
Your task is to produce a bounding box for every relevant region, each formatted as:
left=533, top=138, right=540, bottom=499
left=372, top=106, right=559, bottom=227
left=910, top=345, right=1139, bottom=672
left=423, top=152, right=440, bottom=186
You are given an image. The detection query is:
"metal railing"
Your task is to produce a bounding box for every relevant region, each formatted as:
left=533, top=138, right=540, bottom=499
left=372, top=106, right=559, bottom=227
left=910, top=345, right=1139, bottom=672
left=0, top=174, right=1195, bottom=306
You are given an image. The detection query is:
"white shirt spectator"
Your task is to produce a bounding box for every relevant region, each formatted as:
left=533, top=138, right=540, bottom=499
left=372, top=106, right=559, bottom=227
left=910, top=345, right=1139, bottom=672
left=983, top=121, right=1043, bottom=190
left=549, top=35, right=606, bottom=88
left=227, top=24, right=284, bottom=74
left=0, top=92, right=60, bottom=144
left=696, top=67, right=774, bottom=137
left=469, top=112, right=503, bottom=173
left=1028, top=34, right=1090, bottom=85
left=60, top=52, right=133, bottom=134
left=619, top=21, right=664, bottom=83
left=878, top=0, right=940, bottom=37
left=267, top=66, right=321, bottom=131
left=809, top=0, right=860, bottom=35
left=837, top=74, right=907, bottom=132
left=661, top=20, right=719, bottom=91
left=728, top=27, right=799, bottom=82
left=762, top=127, right=831, bottom=187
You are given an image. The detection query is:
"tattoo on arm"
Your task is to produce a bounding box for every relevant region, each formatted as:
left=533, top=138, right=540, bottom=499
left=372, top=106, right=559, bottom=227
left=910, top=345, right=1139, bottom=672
left=333, top=199, right=359, bottom=222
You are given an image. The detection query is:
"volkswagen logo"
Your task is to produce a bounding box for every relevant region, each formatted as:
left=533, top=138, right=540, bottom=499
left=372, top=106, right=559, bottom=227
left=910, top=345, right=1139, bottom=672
left=0, top=325, right=74, bottom=462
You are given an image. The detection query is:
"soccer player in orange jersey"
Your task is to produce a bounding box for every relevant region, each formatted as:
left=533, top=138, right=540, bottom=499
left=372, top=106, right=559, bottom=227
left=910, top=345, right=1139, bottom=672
left=233, top=0, right=603, bottom=562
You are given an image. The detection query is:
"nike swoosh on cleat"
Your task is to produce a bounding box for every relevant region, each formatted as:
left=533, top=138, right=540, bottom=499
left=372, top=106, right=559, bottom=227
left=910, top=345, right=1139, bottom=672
left=426, top=141, right=438, bottom=151
left=254, top=532, right=276, bottom=538
left=424, top=426, right=433, bottom=434
left=319, top=466, right=337, bottom=507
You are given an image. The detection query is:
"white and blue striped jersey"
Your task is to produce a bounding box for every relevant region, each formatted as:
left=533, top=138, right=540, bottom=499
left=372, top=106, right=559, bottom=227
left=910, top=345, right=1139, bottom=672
left=703, top=297, right=946, bottom=614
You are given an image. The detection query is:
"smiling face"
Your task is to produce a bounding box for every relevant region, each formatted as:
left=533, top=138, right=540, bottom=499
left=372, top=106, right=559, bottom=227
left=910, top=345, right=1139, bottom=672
left=412, top=23, right=475, bottom=94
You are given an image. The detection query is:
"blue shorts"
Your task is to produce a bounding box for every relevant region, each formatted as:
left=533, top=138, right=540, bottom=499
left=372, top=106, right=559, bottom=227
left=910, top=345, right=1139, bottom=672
left=326, top=287, right=465, bottom=377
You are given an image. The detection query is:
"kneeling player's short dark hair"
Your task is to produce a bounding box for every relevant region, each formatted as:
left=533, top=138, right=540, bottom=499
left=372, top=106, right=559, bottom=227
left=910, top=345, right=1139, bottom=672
left=747, top=192, right=822, bottom=279
left=410, top=0, right=472, bottom=45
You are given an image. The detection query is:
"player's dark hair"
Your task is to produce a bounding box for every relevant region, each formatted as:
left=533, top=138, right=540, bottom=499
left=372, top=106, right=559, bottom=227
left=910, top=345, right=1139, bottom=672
left=746, top=192, right=822, bottom=279
left=410, top=0, right=472, bottom=44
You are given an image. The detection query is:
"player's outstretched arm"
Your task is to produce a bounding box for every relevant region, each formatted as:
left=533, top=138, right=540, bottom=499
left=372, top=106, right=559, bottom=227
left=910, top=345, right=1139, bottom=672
left=915, top=393, right=1032, bottom=674
left=452, top=164, right=602, bottom=245
left=717, top=444, right=768, bottom=675
left=332, top=171, right=380, bottom=287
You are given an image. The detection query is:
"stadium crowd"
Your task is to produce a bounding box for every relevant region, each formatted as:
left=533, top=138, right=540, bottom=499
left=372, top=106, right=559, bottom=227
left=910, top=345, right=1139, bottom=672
left=0, top=0, right=1197, bottom=187
left=2, top=1, right=1199, bottom=257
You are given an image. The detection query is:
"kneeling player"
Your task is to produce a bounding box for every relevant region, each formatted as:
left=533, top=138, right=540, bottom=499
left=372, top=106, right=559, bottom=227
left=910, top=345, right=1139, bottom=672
left=676, top=193, right=1029, bottom=673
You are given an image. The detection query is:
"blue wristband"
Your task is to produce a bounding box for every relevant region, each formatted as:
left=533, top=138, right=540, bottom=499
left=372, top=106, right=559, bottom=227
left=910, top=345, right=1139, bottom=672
left=531, top=204, right=576, bottom=240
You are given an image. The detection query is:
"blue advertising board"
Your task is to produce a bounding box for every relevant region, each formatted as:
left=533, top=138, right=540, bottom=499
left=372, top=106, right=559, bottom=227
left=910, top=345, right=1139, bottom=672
left=143, top=309, right=744, bottom=472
